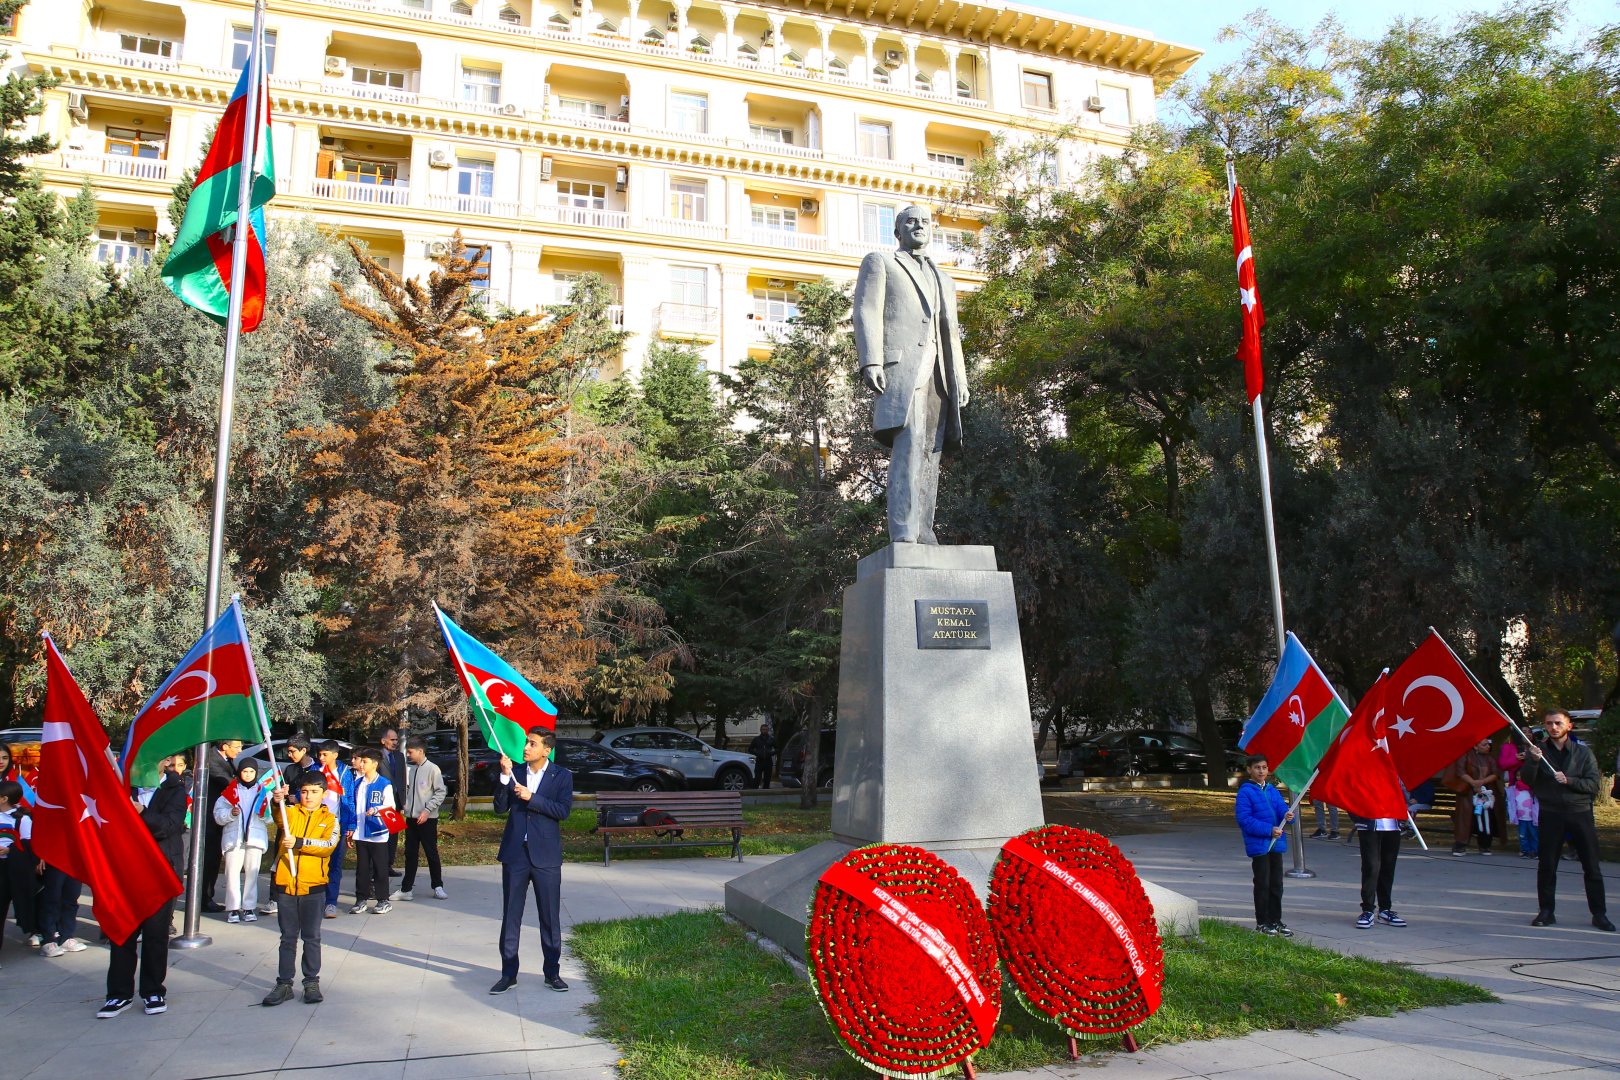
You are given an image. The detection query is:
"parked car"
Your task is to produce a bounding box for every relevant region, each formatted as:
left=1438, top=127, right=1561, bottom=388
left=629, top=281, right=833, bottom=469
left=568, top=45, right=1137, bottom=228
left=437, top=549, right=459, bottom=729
left=554, top=738, right=684, bottom=793
left=419, top=727, right=503, bottom=798
left=593, top=727, right=755, bottom=790
left=779, top=728, right=837, bottom=789
left=1058, top=729, right=1244, bottom=778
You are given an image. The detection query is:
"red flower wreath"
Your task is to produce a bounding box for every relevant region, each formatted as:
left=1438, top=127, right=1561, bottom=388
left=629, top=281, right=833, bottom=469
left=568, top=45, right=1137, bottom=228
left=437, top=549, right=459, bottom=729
left=807, top=844, right=1001, bottom=1078
left=987, top=825, right=1164, bottom=1039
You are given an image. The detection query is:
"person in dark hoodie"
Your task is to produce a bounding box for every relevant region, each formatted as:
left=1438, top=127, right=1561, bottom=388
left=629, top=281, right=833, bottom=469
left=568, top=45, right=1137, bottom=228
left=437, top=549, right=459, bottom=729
left=1234, top=754, right=1295, bottom=937
left=1523, top=708, right=1613, bottom=931
left=98, top=754, right=189, bottom=1019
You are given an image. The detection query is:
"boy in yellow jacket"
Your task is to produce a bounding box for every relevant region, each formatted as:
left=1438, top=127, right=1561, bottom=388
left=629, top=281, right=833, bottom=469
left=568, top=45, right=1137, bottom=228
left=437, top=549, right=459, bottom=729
left=263, top=776, right=338, bottom=1006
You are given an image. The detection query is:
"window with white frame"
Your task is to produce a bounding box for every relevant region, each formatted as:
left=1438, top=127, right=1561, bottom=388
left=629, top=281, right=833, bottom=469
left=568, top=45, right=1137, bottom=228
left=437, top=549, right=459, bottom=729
left=1097, top=83, right=1131, bottom=127
left=557, top=179, right=606, bottom=208
left=456, top=158, right=495, bottom=200
left=462, top=242, right=492, bottom=300
left=120, top=33, right=176, bottom=59
left=230, top=27, right=277, bottom=71
left=927, top=151, right=967, bottom=168
left=749, top=124, right=794, bottom=145
left=352, top=66, right=408, bottom=90
left=95, top=228, right=152, bottom=270
left=669, top=91, right=708, bottom=133
left=751, top=205, right=797, bottom=231
left=669, top=265, right=707, bottom=307
left=938, top=227, right=976, bottom=253
left=857, top=120, right=892, bottom=159
left=861, top=202, right=897, bottom=245
left=461, top=65, right=501, bottom=105
left=1021, top=70, right=1054, bottom=110
left=752, top=288, right=798, bottom=325
left=1032, top=149, right=1059, bottom=183
left=558, top=97, right=608, bottom=118
left=669, top=178, right=707, bottom=220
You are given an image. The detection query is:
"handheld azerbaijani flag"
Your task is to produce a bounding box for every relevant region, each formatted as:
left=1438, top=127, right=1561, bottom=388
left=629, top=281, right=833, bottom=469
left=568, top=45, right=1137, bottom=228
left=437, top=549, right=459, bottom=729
left=1238, top=632, right=1350, bottom=792
left=433, top=603, right=557, bottom=763
left=121, top=598, right=270, bottom=789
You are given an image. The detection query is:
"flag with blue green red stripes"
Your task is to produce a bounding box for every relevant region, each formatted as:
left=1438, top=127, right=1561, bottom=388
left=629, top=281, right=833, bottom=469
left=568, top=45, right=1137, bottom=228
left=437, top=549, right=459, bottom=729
left=1238, top=632, right=1350, bottom=791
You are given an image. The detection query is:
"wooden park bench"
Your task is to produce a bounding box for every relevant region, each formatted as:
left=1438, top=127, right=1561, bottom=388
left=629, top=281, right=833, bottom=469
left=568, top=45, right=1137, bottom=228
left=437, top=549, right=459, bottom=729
left=594, top=790, right=745, bottom=866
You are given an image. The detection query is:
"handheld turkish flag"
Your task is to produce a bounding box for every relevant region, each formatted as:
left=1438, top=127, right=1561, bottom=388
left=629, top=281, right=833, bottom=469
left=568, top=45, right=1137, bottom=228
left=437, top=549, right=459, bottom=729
left=378, top=806, right=407, bottom=835
left=1383, top=631, right=1509, bottom=788
left=33, top=637, right=184, bottom=945
left=1309, top=672, right=1411, bottom=820
left=1231, top=185, right=1265, bottom=404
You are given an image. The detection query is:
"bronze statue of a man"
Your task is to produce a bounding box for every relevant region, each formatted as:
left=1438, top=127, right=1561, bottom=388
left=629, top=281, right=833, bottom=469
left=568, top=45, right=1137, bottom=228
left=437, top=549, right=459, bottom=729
left=852, top=205, right=970, bottom=545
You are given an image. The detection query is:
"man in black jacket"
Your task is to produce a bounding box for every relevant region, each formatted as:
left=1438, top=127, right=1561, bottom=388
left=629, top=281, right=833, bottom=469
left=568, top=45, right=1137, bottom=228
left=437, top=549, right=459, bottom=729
left=380, top=728, right=407, bottom=878
left=101, top=755, right=189, bottom=1018
left=748, top=723, right=774, bottom=789
left=1523, top=708, right=1613, bottom=931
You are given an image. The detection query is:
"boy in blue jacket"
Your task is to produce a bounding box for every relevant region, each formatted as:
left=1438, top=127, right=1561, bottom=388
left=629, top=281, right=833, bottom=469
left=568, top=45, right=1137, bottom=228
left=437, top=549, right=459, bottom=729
left=1235, top=754, right=1295, bottom=937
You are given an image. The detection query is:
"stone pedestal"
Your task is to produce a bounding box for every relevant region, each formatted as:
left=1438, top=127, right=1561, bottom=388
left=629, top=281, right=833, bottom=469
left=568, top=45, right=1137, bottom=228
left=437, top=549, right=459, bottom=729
left=725, top=544, right=1198, bottom=955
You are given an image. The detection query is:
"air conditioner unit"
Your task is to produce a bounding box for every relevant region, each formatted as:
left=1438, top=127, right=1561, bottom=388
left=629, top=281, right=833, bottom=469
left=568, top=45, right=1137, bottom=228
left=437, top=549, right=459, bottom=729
left=619, top=94, right=631, bottom=109
left=66, top=92, right=89, bottom=121
left=798, top=197, right=819, bottom=216
left=324, top=56, right=346, bottom=75
left=615, top=164, right=628, bottom=192
left=501, top=102, right=522, bottom=116
left=429, top=149, right=452, bottom=168
left=884, top=48, right=903, bottom=63
left=427, top=240, right=451, bottom=257
left=760, top=28, right=775, bottom=45
left=540, top=156, right=553, bottom=180
left=667, top=11, right=680, bottom=28
left=133, top=228, right=153, bottom=244
left=1083, top=95, right=1105, bottom=112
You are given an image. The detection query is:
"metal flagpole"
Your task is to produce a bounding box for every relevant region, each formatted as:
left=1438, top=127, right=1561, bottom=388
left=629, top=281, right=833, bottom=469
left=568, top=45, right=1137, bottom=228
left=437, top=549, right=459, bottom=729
left=175, top=0, right=268, bottom=951
left=1226, top=153, right=1309, bottom=877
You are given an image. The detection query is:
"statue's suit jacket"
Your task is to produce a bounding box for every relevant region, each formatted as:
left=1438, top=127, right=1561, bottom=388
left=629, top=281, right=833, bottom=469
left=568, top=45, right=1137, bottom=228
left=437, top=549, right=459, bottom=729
left=852, top=249, right=968, bottom=449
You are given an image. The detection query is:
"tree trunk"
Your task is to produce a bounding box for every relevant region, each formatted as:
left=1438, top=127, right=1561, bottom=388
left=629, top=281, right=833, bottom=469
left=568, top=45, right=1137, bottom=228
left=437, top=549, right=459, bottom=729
left=454, top=709, right=470, bottom=820
left=799, top=698, right=822, bottom=810
left=1190, top=675, right=1224, bottom=789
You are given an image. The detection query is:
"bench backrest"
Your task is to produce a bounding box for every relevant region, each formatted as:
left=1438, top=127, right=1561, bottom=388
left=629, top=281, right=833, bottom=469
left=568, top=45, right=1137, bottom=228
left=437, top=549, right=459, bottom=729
left=597, top=789, right=743, bottom=825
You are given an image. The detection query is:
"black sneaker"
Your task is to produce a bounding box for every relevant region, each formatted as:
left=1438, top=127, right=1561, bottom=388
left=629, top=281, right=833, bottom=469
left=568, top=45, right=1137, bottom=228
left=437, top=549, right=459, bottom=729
left=262, top=983, right=295, bottom=1007
left=304, top=981, right=324, bottom=1004
left=143, top=995, right=167, bottom=1015
left=1272, top=923, right=1294, bottom=937
left=96, top=997, right=133, bottom=1019
left=1256, top=923, right=1278, bottom=936
left=1594, top=915, right=1616, bottom=932
left=1378, top=909, right=1407, bottom=927
left=1308, top=829, right=1327, bottom=839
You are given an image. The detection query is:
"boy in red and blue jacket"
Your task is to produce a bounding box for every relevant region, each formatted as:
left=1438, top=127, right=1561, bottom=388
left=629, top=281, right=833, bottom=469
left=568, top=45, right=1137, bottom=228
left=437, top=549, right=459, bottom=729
left=1235, top=754, right=1295, bottom=937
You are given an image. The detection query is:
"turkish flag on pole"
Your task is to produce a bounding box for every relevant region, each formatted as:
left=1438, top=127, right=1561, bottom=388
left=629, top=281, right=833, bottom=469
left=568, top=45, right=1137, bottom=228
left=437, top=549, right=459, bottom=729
left=1309, top=672, right=1411, bottom=820
left=1382, top=631, right=1510, bottom=789
left=1231, top=185, right=1265, bottom=404
left=32, top=637, right=183, bottom=945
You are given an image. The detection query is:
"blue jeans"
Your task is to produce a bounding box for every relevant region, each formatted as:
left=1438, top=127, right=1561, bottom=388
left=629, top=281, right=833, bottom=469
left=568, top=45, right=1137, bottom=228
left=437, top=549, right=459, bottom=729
left=39, top=867, right=81, bottom=944
left=324, top=835, right=347, bottom=906
left=1518, top=821, right=1538, bottom=856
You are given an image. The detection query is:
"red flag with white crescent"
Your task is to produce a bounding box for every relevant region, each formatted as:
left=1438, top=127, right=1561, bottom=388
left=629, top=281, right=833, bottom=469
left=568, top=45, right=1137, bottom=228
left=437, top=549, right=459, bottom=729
left=1382, top=632, right=1510, bottom=788
left=1231, top=184, right=1265, bottom=404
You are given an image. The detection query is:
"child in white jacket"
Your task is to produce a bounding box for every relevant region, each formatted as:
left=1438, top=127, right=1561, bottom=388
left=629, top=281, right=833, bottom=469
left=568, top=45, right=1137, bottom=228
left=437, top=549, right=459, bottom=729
left=214, top=760, right=273, bottom=923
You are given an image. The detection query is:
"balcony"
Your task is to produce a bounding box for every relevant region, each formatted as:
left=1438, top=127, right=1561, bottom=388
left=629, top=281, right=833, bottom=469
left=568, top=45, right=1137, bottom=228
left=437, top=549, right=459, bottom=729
left=541, top=302, right=625, bottom=328
left=747, top=317, right=794, bottom=342
left=61, top=151, right=171, bottom=181
left=534, top=205, right=630, bottom=230
left=312, top=178, right=410, bottom=206
left=427, top=192, right=519, bottom=217
left=655, top=302, right=720, bottom=341
left=645, top=217, right=725, bottom=241
left=83, top=46, right=181, bottom=73
left=749, top=228, right=829, bottom=253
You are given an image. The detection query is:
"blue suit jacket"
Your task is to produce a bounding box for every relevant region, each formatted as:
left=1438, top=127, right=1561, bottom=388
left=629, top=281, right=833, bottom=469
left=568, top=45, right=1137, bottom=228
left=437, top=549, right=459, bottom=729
left=493, top=761, right=574, bottom=868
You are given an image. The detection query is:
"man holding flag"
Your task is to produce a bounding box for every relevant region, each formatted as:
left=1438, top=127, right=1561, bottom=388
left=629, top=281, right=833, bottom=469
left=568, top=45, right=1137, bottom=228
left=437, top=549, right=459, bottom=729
left=1522, top=708, right=1611, bottom=931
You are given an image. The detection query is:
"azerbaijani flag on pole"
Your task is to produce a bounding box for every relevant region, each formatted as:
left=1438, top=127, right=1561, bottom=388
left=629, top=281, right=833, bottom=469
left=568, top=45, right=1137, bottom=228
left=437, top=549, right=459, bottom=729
left=434, top=603, right=557, bottom=762
left=160, top=26, right=275, bottom=330
left=121, top=599, right=270, bottom=788
left=1238, top=632, right=1350, bottom=792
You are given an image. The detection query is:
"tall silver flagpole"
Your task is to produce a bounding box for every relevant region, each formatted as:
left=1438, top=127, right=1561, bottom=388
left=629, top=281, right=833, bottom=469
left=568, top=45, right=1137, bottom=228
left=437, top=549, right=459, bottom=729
left=1226, top=153, right=1310, bottom=878
left=176, top=0, right=268, bottom=950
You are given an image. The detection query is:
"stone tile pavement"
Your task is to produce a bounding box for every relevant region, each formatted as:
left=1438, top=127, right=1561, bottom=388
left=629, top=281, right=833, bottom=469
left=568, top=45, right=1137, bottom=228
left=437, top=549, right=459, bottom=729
left=2, top=825, right=1615, bottom=1079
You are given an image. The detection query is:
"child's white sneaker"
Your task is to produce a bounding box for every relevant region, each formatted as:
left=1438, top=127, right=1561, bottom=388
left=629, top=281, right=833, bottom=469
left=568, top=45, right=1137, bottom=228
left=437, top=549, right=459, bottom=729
left=61, top=938, right=87, bottom=953
left=243, top=911, right=258, bottom=923
left=227, top=911, right=241, bottom=924
left=40, top=942, right=65, bottom=958
left=432, top=886, right=448, bottom=900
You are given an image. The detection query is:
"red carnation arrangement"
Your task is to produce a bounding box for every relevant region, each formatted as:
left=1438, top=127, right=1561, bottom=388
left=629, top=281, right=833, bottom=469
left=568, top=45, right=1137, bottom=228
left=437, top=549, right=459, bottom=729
left=987, top=825, right=1164, bottom=1042
left=807, top=844, right=1001, bottom=1078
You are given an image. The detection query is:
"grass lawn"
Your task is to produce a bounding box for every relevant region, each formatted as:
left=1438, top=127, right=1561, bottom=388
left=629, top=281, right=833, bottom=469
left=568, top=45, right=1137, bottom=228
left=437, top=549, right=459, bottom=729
left=571, top=910, right=1494, bottom=1080
left=434, top=803, right=833, bottom=866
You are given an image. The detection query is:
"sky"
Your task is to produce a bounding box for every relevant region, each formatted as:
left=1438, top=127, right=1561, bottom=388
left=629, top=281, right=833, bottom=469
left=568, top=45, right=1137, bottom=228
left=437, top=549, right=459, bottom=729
left=1040, top=0, right=1618, bottom=76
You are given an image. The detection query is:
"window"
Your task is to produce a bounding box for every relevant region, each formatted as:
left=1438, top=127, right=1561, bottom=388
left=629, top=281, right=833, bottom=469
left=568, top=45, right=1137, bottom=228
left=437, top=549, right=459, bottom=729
left=1021, top=70, right=1054, bottom=110
left=753, top=288, right=798, bottom=325
left=0, top=11, right=15, bottom=35
left=336, top=159, right=399, bottom=185
left=119, top=33, right=175, bottom=58
left=230, top=27, right=277, bottom=72
left=857, top=120, right=892, bottom=159
left=751, top=206, right=797, bottom=231
left=1033, top=149, right=1059, bottom=184
left=558, top=97, right=608, bottom=119
left=556, top=179, right=606, bottom=209
left=462, top=242, right=492, bottom=299
left=456, top=158, right=495, bottom=199
left=669, top=178, right=707, bottom=220
left=94, top=228, right=152, bottom=270
left=749, top=124, right=794, bottom=145
left=938, top=227, right=976, bottom=253
left=657, top=732, right=704, bottom=752
left=104, top=126, right=166, bottom=159
left=927, top=151, right=967, bottom=168
left=1097, top=83, right=1131, bottom=127
left=861, top=202, right=897, bottom=245
left=668, top=91, right=708, bottom=134
left=352, top=66, right=407, bottom=90
left=461, top=65, right=501, bottom=105
left=670, top=265, right=707, bottom=307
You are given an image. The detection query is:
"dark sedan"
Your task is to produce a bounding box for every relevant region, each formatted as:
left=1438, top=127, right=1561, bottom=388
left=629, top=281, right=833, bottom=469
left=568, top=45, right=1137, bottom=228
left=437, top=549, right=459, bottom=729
left=422, top=729, right=683, bottom=796
left=1058, top=729, right=1245, bottom=778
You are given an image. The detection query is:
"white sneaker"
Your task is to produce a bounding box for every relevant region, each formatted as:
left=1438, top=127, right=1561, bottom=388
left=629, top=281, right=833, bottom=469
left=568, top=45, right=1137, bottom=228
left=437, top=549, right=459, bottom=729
left=432, top=886, right=448, bottom=900
left=259, top=903, right=277, bottom=915
left=60, top=938, right=88, bottom=953
left=27, top=934, right=42, bottom=947
left=243, top=911, right=258, bottom=923
left=397, top=889, right=414, bottom=901
left=227, top=911, right=241, bottom=924
left=40, top=942, right=65, bottom=958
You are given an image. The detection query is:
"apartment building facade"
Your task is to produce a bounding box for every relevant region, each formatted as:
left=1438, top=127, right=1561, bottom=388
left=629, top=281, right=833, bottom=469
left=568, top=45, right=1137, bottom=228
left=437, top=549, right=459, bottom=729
left=6, top=0, right=1197, bottom=378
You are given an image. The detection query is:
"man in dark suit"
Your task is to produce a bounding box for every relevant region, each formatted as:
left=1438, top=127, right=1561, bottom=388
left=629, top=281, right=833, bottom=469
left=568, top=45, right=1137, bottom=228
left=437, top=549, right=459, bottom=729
left=379, top=728, right=407, bottom=879
left=490, top=727, right=574, bottom=994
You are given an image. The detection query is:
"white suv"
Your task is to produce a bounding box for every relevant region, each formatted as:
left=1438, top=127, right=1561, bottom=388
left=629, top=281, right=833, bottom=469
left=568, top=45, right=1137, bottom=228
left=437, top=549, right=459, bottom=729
left=594, top=728, right=756, bottom=790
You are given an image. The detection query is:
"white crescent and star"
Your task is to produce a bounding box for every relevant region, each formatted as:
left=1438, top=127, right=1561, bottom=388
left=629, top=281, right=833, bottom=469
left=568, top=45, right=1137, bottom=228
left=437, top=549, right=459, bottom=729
left=35, top=722, right=97, bottom=819
left=1399, top=676, right=1465, bottom=733
left=478, top=676, right=518, bottom=710
left=160, top=668, right=218, bottom=708
left=1286, top=694, right=1306, bottom=727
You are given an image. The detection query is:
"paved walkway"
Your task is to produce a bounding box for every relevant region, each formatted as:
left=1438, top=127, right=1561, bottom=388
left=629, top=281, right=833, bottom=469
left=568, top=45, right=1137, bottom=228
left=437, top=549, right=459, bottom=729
left=3, top=826, right=1616, bottom=1079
